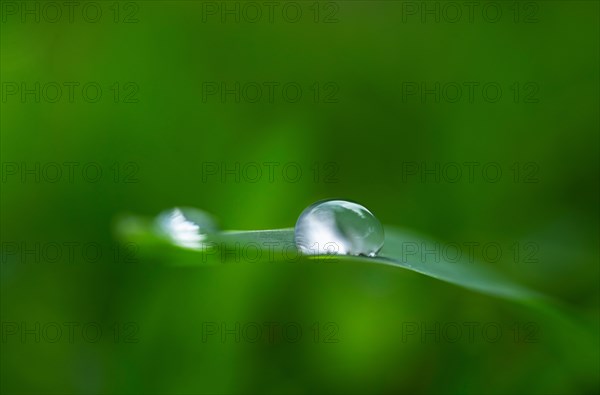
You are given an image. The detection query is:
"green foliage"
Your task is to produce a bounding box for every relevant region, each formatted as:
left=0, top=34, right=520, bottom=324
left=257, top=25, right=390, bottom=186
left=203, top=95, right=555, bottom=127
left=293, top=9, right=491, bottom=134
left=2, top=1, right=598, bottom=394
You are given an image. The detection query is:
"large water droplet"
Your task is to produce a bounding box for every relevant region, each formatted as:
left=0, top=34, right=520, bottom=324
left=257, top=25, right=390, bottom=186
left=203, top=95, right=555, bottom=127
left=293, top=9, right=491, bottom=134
left=294, top=199, right=384, bottom=257
left=155, top=207, right=219, bottom=250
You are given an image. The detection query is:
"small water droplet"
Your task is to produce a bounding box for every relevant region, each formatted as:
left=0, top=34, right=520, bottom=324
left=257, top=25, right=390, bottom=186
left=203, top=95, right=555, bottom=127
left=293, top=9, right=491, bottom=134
left=294, top=199, right=384, bottom=257
left=156, top=207, right=218, bottom=250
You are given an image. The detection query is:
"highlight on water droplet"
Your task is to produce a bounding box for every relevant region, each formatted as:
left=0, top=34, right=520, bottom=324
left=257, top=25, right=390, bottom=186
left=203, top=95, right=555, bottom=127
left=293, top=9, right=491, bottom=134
left=294, top=199, right=385, bottom=257
left=155, top=207, right=218, bottom=250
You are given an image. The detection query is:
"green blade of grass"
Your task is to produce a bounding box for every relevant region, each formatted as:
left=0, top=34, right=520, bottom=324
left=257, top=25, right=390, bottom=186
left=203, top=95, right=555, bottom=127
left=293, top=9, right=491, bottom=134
left=116, top=214, right=544, bottom=303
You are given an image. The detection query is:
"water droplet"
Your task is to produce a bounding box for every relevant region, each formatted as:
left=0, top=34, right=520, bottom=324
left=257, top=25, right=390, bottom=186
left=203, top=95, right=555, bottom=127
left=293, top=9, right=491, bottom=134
left=294, top=199, right=384, bottom=257
left=155, top=207, right=218, bottom=250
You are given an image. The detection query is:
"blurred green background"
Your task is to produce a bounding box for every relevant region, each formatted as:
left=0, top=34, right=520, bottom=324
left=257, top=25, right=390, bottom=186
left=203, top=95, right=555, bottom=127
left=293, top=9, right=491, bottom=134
left=1, top=1, right=599, bottom=394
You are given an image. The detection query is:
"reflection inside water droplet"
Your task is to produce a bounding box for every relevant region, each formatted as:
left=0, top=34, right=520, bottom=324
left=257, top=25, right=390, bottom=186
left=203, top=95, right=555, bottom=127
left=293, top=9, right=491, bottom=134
left=156, top=207, right=218, bottom=250
left=294, top=199, right=384, bottom=257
